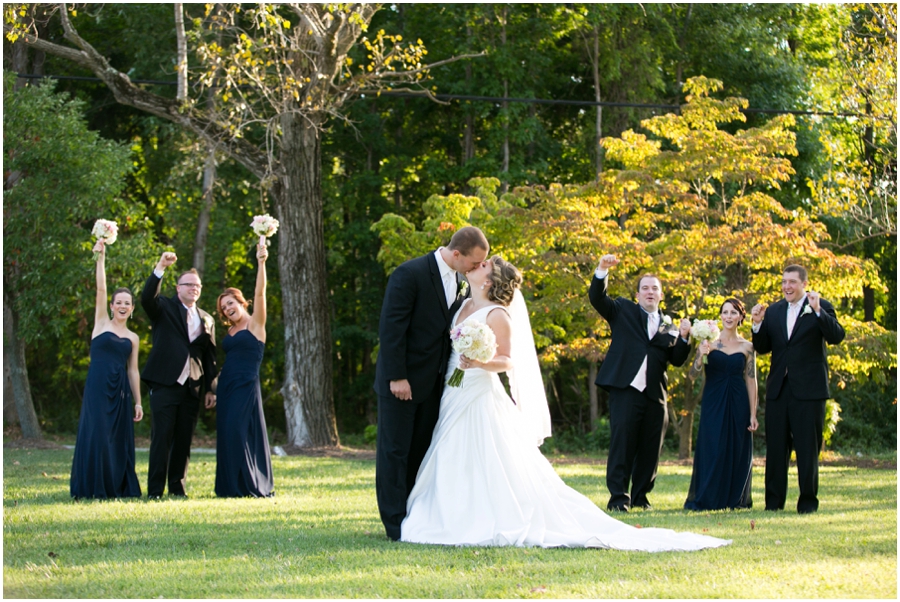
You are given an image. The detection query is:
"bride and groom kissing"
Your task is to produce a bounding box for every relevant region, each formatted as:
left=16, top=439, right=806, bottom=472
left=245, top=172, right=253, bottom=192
left=373, top=227, right=728, bottom=551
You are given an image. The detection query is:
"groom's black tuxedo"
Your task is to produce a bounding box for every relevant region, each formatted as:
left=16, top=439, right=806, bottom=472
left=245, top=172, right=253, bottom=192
left=374, top=252, right=468, bottom=540
left=141, top=272, right=217, bottom=497
left=752, top=296, right=844, bottom=513
left=374, top=253, right=466, bottom=401
left=589, top=275, right=691, bottom=511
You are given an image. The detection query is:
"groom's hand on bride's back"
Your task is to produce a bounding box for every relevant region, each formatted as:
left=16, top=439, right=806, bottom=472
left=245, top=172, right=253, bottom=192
left=390, top=379, right=412, bottom=401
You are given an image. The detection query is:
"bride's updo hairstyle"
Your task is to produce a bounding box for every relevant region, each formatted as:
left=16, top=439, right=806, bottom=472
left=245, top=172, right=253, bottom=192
left=486, top=255, right=522, bottom=307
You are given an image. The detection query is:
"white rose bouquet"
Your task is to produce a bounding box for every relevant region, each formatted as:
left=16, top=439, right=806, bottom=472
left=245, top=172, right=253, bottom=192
left=691, top=319, right=721, bottom=364
left=251, top=214, right=280, bottom=246
left=91, top=219, right=118, bottom=260
left=447, top=319, right=497, bottom=387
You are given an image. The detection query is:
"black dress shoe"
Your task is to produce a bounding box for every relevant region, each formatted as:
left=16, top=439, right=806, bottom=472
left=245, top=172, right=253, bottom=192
left=607, top=505, right=629, bottom=513
left=635, top=503, right=653, bottom=510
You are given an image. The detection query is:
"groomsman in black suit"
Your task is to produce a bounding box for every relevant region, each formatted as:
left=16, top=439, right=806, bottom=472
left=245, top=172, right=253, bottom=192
left=374, top=226, right=489, bottom=540
left=751, top=264, right=845, bottom=513
left=141, top=252, right=218, bottom=498
left=589, top=254, right=692, bottom=512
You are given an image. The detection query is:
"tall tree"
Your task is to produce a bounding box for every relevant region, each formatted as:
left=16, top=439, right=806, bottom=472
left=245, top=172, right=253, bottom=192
left=6, top=3, right=477, bottom=446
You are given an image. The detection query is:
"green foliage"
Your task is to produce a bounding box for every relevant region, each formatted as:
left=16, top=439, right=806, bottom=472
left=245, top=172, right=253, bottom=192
left=3, top=72, right=160, bottom=342
left=831, top=379, right=898, bottom=452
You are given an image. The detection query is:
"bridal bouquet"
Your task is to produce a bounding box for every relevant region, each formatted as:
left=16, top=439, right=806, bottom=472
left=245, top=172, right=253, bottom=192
left=447, top=319, right=497, bottom=387
left=91, top=219, right=118, bottom=260
left=251, top=214, right=280, bottom=246
left=691, top=319, right=721, bottom=364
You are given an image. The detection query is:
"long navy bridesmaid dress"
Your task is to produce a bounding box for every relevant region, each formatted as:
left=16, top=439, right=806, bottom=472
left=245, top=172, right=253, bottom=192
left=684, top=350, right=753, bottom=510
left=70, top=331, right=142, bottom=499
left=215, top=329, right=274, bottom=497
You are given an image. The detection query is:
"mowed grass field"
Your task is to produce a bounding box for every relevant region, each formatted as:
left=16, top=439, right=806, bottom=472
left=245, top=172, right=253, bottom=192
left=3, top=446, right=896, bottom=598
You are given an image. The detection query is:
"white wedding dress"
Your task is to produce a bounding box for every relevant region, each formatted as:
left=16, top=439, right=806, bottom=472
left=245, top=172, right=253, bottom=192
left=400, top=300, right=731, bottom=551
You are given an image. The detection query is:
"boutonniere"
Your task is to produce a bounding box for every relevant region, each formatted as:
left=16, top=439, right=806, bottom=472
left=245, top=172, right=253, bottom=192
left=658, top=314, right=674, bottom=334
left=801, top=305, right=813, bottom=317
left=203, top=315, right=214, bottom=329
left=458, top=280, right=469, bottom=298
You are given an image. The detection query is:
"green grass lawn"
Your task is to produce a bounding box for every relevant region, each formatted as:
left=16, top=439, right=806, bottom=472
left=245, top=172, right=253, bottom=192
left=3, top=447, right=896, bottom=598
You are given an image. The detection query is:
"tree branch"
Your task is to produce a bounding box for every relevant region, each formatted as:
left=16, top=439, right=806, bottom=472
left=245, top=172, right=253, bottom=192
left=7, top=7, right=271, bottom=180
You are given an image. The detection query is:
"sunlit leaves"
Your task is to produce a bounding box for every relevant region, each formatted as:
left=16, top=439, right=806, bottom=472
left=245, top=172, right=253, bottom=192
left=807, top=3, right=897, bottom=242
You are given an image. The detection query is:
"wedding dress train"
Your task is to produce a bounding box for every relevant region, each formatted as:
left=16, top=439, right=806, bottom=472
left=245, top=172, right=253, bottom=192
left=401, top=301, right=731, bottom=551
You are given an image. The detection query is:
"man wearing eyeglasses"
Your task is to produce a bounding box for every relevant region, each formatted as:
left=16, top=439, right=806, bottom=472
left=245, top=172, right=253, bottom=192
left=141, top=251, right=218, bottom=498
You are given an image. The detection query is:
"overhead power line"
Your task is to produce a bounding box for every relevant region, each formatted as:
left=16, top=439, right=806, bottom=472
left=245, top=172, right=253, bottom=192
left=13, top=72, right=877, bottom=120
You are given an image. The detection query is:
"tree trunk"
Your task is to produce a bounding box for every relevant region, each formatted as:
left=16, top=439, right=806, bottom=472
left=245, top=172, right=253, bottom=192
left=4, top=351, right=19, bottom=425
left=592, top=24, right=604, bottom=179
left=674, top=376, right=699, bottom=460
left=174, top=3, right=187, bottom=101
left=863, top=285, right=875, bottom=321
left=500, top=9, right=509, bottom=194
left=275, top=113, right=338, bottom=447
left=192, top=147, right=216, bottom=275
left=463, top=24, right=475, bottom=168
left=588, top=361, right=598, bottom=427
left=3, top=287, right=41, bottom=438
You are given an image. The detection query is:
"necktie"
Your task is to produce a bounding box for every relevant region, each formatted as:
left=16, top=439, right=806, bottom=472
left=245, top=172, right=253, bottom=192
left=443, top=271, right=456, bottom=308
left=787, top=302, right=800, bottom=339
left=187, top=307, right=202, bottom=342
left=647, top=312, right=658, bottom=339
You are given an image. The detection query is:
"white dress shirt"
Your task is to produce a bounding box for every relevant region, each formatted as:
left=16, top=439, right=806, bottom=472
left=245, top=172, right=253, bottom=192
left=434, top=249, right=457, bottom=308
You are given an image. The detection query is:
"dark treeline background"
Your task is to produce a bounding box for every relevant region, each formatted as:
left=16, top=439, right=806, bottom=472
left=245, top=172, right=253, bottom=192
left=4, top=4, right=896, bottom=453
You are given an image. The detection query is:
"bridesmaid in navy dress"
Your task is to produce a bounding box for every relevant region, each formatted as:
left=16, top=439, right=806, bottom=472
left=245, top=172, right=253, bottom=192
left=214, top=243, right=274, bottom=497
left=70, top=240, right=144, bottom=499
left=684, top=298, right=759, bottom=511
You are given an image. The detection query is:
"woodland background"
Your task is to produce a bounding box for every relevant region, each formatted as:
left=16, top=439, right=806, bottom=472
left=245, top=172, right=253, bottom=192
left=3, top=3, right=896, bottom=457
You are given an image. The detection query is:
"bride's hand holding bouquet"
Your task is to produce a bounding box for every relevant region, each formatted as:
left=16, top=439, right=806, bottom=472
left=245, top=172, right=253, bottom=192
left=448, top=320, right=497, bottom=387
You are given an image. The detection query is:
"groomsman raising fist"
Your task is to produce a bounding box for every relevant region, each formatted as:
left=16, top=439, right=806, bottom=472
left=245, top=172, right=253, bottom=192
left=141, top=252, right=218, bottom=498
left=589, top=254, right=692, bottom=512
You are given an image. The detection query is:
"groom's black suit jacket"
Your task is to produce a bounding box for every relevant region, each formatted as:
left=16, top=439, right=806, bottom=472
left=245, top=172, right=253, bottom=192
left=589, top=275, right=691, bottom=403
left=140, top=273, right=218, bottom=396
left=374, top=253, right=467, bottom=402
left=751, top=297, right=844, bottom=402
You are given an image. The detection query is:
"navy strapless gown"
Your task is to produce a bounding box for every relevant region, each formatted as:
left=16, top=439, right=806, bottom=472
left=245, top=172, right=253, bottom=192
left=684, top=350, right=753, bottom=510
left=215, top=329, right=274, bottom=497
left=70, top=331, right=141, bottom=499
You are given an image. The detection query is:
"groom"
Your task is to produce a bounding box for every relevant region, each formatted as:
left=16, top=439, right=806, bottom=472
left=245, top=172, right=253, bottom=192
left=751, top=264, right=845, bottom=513
left=141, top=252, right=218, bottom=498
left=589, top=254, right=692, bottom=512
left=374, top=226, right=489, bottom=540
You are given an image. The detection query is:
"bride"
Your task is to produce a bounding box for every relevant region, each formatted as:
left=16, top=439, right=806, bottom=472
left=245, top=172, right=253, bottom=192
left=401, top=256, right=730, bottom=551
